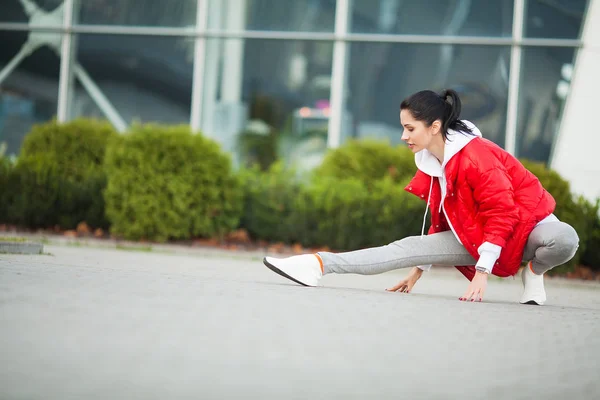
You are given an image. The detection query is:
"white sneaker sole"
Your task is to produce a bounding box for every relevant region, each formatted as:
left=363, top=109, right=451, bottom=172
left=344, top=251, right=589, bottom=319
left=520, top=299, right=544, bottom=306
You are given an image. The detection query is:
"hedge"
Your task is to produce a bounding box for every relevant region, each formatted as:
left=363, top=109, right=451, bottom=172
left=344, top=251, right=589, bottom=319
left=238, top=161, right=311, bottom=245
left=0, top=118, right=116, bottom=229
left=304, top=174, right=426, bottom=250
left=314, top=138, right=417, bottom=186
left=239, top=161, right=426, bottom=251
left=578, top=198, right=600, bottom=268
left=0, top=147, right=12, bottom=220
left=103, top=124, right=244, bottom=242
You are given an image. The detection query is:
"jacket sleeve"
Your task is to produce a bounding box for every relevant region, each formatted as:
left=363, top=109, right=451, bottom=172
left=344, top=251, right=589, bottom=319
left=467, top=165, right=520, bottom=249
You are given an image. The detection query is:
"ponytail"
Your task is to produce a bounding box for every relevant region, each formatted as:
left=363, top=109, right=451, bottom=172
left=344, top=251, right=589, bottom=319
left=440, top=89, right=473, bottom=137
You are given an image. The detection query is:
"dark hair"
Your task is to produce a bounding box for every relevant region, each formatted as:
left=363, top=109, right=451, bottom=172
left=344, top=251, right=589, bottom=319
left=400, top=89, right=474, bottom=140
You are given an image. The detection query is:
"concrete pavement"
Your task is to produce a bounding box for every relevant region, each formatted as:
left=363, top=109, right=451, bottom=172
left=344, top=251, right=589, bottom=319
left=1, top=244, right=599, bottom=399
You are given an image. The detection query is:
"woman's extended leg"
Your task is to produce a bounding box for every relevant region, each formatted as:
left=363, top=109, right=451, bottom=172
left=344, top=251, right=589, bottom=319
left=263, top=231, right=476, bottom=287
left=318, top=231, right=476, bottom=275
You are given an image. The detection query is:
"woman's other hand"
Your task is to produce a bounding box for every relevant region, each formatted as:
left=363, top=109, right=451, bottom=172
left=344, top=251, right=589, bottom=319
left=386, top=267, right=423, bottom=293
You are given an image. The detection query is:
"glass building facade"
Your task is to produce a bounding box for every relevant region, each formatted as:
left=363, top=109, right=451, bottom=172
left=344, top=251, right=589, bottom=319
left=0, top=0, right=590, bottom=168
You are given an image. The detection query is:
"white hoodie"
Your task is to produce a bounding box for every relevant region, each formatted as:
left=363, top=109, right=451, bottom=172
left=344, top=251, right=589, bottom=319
left=416, top=120, right=557, bottom=274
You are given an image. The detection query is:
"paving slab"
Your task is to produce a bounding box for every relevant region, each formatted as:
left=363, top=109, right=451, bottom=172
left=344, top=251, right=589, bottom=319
left=0, top=239, right=43, bottom=254
left=1, top=245, right=599, bottom=400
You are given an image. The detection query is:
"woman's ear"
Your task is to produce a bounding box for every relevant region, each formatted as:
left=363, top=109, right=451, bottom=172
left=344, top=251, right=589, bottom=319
left=431, top=120, right=442, bottom=135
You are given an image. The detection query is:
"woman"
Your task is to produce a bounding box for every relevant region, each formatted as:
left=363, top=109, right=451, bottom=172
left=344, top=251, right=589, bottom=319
left=262, top=89, right=579, bottom=305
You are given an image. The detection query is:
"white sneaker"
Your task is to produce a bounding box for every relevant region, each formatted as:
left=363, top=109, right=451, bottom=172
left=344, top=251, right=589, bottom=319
left=263, top=254, right=323, bottom=287
left=520, top=262, right=546, bottom=305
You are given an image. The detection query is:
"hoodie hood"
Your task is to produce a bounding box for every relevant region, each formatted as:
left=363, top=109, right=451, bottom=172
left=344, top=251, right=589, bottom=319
left=414, top=120, right=482, bottom=177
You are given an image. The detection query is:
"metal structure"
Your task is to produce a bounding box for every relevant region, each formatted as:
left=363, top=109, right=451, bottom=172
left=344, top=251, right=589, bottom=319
left=0, top=0, right=589, bottom=157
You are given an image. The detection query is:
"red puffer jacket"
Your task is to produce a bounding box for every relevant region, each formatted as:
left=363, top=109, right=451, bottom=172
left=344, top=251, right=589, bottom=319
left=404, top=137, right=556, bottom=280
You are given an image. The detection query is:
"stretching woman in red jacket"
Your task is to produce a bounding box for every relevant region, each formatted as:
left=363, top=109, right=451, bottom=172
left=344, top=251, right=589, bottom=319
left=262, top=89, right=579, bottom=305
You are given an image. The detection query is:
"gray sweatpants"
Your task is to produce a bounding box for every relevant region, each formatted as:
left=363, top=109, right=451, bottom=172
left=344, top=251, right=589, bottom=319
left=318, top=221, right=579, bottom=276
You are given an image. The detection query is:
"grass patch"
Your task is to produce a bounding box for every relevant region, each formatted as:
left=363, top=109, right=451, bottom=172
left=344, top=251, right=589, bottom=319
left=0, top=236, right=28, bottom=242
left=116, top=244, right=153, bottom=252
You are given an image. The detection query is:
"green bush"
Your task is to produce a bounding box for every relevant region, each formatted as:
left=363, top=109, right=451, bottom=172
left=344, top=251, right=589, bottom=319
left=104, top=124, right=243, bottom=242
left=0, top=145, right=12, bottom=219
left=520, top=159, right=596, bottom=273
left=362, top=176, right=428, bottom=246
left=299, top=176, right=370, bottom=250
left=237, top=126, right=280, bottom=171
left=576, top=197, right=600, bottom=270
left=239, top=161, right=426, bottom=251
left=314, top=139, right=416, bottom=186
left=238, top=161, right=312, bottom=244
left=3, top=158, right=63, bottom=228
left=1, top=118, right=116, bottom=229
left=304, top=175, right=426, bottom=251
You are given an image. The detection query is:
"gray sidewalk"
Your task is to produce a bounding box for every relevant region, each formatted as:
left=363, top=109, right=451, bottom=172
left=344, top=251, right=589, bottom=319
left=1, top=244, right=599, bottom=400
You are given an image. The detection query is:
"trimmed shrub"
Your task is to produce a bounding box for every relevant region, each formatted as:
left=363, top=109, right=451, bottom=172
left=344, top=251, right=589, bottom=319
left=104, top=124, right=243, bottom=242
left=239, top=161, right=426, bottom=251
left=238, top=161, right=312, bottom=245
left=237, top=121, right=280, bottom=171
left=520, top=159, right=595, bottom=273
left=575, top=197, right=600, bottom=271
left=304, top=175, right=426, bottom=251
left=20, top=119, right=116, bottom=180
left=314, top=139, right=416, bottom=185
left=2, top=118, right=116, bottom=229
left=3, top=158, right=60, bottom=228
left=0, top=146, right=13, bottom=219
left=300, top=176, right=370, bottom=250
left=361, top=176, right=428, bottom=247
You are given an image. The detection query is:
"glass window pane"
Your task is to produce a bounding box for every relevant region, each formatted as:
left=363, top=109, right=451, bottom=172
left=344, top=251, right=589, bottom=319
left=524, top=0, right=589, bottom=39
left=346, top=44, right=511, bottom=148
left=207, top=0, right=336, bottom=32
left=1, top=0, right=65, bottom=25
left=351, top=0, right=514, bottom=37
left=516, top=46, right=576, bottom=163
left=76, top=0, right=197, bottom=27
left=0, top=30, right=60, bottom=156
left=202, top=38, right=333, bottom=170
left=69, top=34, right=193, bottom=126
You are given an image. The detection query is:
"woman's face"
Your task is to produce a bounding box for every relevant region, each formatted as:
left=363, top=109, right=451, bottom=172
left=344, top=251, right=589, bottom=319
left=400, top=109, right=441, bottom=153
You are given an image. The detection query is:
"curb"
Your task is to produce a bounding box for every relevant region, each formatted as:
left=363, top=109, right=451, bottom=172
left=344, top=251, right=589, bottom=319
left=0, top=240, right=44, bottom=255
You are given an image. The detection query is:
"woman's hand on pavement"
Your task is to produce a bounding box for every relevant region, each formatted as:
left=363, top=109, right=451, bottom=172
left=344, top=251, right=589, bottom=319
left=386, top=266, right=423, bottom=293
left=460, top=271, right=488, bottom=302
